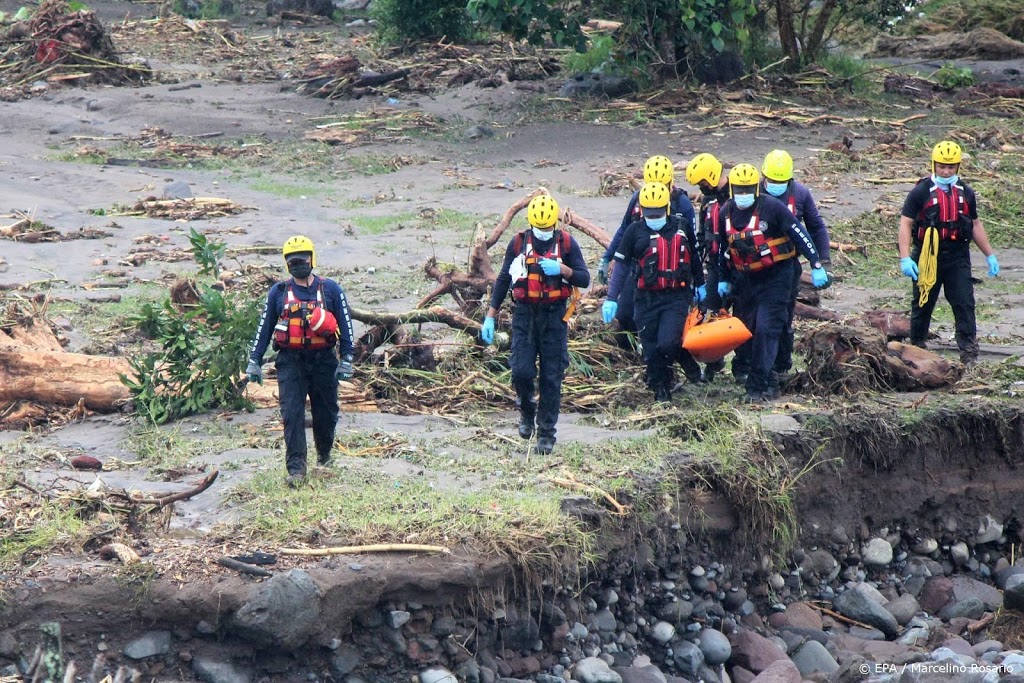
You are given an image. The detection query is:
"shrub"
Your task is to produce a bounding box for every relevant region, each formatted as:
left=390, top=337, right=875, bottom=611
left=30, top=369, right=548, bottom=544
left=372, top=0, right=471, bottom=43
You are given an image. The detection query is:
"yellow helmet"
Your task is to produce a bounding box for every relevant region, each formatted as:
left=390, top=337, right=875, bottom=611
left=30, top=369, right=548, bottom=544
left=639, top=182, right=671, bottom=210
left=282, top=234, right=316, bottom=268
left=932, top=140, right=962, bottom=172
left=643, top=155, right=674, bottom=185
left=685, top=153, right=722, bottom=187
left=527, top=194, right=560, bottom=229
left=728, top=164, right=760, bottom=198
left=761, top=149, right=794, bottom=182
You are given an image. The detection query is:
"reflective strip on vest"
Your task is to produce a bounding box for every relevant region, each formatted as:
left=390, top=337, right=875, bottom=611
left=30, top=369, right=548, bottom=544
left=724, top=208, right=796, bottom=273
left=511, top=231, right=572, bottom=303
left=916, top=183, right=969, bottom=242
left=637, top=230, right=691, bottom=291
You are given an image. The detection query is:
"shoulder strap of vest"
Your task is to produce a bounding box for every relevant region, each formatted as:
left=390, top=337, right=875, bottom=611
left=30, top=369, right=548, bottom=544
left=513, top=230, right=528, bottom=255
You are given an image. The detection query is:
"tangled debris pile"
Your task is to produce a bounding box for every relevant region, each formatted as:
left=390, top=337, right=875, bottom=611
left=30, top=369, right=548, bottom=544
left=297, top=40, right=560, bottom=100
left=304, top=107, right=443, bottom=146
left=0, top=212, right=111, bottom=242
left=110, top=197, right=247, bottom=220
left=0, top=0, right=149, bottom=100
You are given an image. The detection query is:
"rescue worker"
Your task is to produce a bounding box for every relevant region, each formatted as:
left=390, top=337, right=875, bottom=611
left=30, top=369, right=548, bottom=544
left=246, top=235, right=355, bottom=487
left=712, top=165, right=828, bottom=402
left=602, top=182, right=706, bottom=402
left=685, top=152, right=731, bottom=382
left=597, top=156, right=702, bottom=383
left=481, top=194, right=590, bottom=455
left=760, top=149, right=832, bottom=382
left=898, top=140, right=999, bottom=365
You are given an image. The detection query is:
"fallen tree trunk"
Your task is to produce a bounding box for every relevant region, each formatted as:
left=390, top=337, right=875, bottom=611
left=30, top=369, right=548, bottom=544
left=0, top=346, right=132, bottom=409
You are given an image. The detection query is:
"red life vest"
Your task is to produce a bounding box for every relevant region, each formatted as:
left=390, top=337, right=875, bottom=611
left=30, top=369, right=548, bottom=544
left=915, top=180, right=972, bottom=243
left=637, top=228, right=692, bottom=291
left=722, top=201, right=796, bottom=273
left=705, top=199, right=722, bottom=257
left=510, top=230, right=573, bottom=303
left=273, top=280, right=335, bottom=351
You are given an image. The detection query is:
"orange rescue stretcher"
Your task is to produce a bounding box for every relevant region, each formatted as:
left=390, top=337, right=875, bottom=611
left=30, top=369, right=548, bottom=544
left=681, top=307, right=752, bottom=363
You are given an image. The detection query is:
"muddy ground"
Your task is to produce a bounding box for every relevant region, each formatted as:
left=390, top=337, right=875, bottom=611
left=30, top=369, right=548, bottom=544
left=2, top=0, right=1024, bottom=670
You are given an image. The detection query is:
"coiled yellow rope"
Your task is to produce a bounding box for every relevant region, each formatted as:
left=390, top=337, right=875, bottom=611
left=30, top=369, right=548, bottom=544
left=917, top=227, right=939, bottom=307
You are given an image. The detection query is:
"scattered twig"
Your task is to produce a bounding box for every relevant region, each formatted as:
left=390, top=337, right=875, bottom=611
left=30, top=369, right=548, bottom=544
left=279, top=543, right=450, bottom=556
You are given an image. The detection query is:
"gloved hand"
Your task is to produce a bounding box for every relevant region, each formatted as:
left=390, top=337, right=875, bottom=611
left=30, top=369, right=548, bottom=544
left=245, top=360, right=262, bottom=385
left=987, top=254, right=1000, bottom=277
left=811, top=267, right=830, bottom=289
left=602, top=300, right=618, bottom=324
left=539, top=258, right=562, bottom=277
left=597, top=257, right=609, bottom=285
left=900, top=256, right=919, bottom=281
left=694, top=284, right=707, bottom=303
left=336, top=355, right=354, bottom=380
left=718, top=281, right=732, bottom=298
left=480, top=317, right=495, bottom=345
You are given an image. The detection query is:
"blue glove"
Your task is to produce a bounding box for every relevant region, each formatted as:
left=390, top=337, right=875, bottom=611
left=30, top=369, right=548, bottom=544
left=694, top=284, right=707, bottom=303
left=480, top=317, right=495, bottom=345
left=336, top=355, right=354, bottom=380
left=718, top=281, right=732, bottom=298
left=900, top=257, right=919, bottom=281
left=539, top=258, right=562, bottom=277
left=811, top=267, right=829, bottom=289
left=245, top=360, right=262, bottom=386
left=597, top=257, right=609, bottom=285
left=987, top=254, right=1000, bottom=277
left=602, top=300, right=618, bottom=324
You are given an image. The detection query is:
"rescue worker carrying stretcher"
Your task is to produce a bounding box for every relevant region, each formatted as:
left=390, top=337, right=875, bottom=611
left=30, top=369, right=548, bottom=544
left=481, top=194, right=590, bottom=455
left=711, top=165, right=828, bottom=403
left=898, top=140, right=999, bottom=365
left=598, top=157, right=700, bottom=386
left=247, top=235, right=355, bottom=487
left=759, top=149, right=833, bottom=383
left=602, top=182, right=706, bottom=403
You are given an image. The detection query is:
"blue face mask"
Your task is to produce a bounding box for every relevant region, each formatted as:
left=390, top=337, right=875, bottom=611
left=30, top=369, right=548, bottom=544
left=933, top=173, right=958, bottom=188
left=532, top=228, right=554, bottom=241
left=645, top=216, right=667, bottom=230
left=734, top=194, right=755, bottom=210
left=765, top=181, right=789, bottom=197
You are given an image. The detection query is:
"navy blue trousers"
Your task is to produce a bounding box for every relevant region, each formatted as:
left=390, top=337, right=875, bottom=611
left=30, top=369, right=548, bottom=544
left=635, top=288, right=694, bottom=391
left=910, top=245, right=977, bottom=360
left=276, top=347, right=339, bottom=475
left=733, top=260, right=798, bottom=394
left=511, top=301, right=569, bottom=441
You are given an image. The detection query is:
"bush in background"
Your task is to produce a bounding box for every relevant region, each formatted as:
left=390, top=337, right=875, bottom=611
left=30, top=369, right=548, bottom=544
left=372, top=0, right=471, bottom=43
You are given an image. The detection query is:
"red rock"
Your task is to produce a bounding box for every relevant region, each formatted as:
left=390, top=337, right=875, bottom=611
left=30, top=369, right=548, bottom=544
left=730, top=630, right=789, bottom=674
left=732, top=666, right=757, bottom=683
left=750, top=659, right=801, bottom=683
left=782, top=602, right=823, bottom=631
left=71, top=455, right=102, bottom=471
left=919, top=576, right=954, bottom=614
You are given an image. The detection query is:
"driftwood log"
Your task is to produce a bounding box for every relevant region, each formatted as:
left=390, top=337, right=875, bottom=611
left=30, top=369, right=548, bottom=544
left=0, top=345, right=132, bottom=409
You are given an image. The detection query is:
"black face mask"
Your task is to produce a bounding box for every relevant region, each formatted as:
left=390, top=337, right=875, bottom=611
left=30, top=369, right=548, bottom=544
left=288, top=262, right=312, bottom=279
left=700, top=186, right=717, bottom=197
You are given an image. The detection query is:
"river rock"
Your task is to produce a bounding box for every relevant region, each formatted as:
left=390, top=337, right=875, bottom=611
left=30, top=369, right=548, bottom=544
left=884, top=593, right=920, bottom=625
left=996, top=565, right=1024, bottom=589
left=730, top=630, right=789, bottom=674
left=911, top=538, right=938, bottom=555
left=748, top=658, right=800, bottom=683
left=781, top=602, right=822, bottom=631
left=790, top=640, right=837, bottom=677
left=800, top=550, right=838, bottom=578
left=848, top=626, right=886, bottom=641
left=1002, top=653, right=1024, bottom=674
left=950, top=542, right=970, bottom=566
left=162, top=181, right=193, bottom=199
left=833, top=589, right=898, bottom=638
left=723, top=587, right=747, bottom=611
left=613, top=666, right=667, bottom=683
left=192, top=658, right=251, bottom=683
left=592, top=608, right=617, bottom=633
left=230, top=570, right=321, bottom=649
left=559, top=73, right=637, bottom=99
left=918, top=576, right=954, bottom=614
left=1005, top=573, right=1024, bottom=610
left=671, top=640, right=704, bottom=677
left=852, top=581, right=888, bottom=605
left=940, top=597, right=985, bottom=621
left=650, top=621, right=675, bottom=644
left=420, top=667, right=456, bottom=683
left=658, top=600, right=692, bottom=622
left=329, top=645, right=360, bottom=678
left=124, top=631, right=171, bottom=659
left=575, top=657, right=622, bottom=683
left=974, top=514, right=1003, bottom=544
left=862, top=538, right=893, bottom=566
left=951, top=576, right=1002, bottom=610
left=698, top=628, right=731, bottom=665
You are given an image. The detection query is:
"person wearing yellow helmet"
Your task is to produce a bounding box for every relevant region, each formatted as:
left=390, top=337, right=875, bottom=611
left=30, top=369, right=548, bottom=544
left=597, top=156, right=703, bottom=383
left=760, top=149, right=833, bottom=386
left=247, top=235, right=355, bottom=487
left=711, top=164, right=828, bottom=403
left=481, top=193, right=590, bottom=455
left=602, top=182, right=706, bottom=402
left=897, top=141, right=999, bottom=365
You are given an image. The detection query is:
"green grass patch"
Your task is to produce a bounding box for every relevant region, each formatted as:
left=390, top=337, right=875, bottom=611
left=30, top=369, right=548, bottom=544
left=348, top=208, right=488, bottom=236
left=121, top=423, right=238, bottom=477
left=248, top=176, right=333, bottom=199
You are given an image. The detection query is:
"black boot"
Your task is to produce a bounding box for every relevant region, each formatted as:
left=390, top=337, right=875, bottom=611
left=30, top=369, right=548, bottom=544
left=518, top=401, right=536, bottom=440
left=654, top=384, right=672, bottom=403
left=533, top=436, right=555, bottom=455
